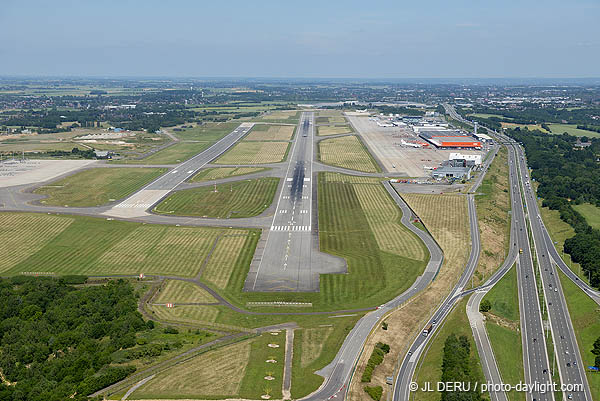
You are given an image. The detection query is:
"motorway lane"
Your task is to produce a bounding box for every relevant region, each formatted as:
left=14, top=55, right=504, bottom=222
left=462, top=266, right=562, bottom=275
left=517, top=146, right=591, bottom=401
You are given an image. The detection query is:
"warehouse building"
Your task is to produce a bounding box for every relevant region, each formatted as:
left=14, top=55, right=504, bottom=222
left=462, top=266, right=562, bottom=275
left=419, top=130, right=482, bottom=149
left=449, top=152, right=482, bottom=166
left=432, top=166, right=471, bottom=180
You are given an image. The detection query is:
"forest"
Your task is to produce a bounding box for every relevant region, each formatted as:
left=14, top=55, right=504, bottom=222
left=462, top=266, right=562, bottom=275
left=0, top=277, right=148, bottom=401
left=439, top=334, right=482, bottom=401
left=506, top=127, right=600, bottom=288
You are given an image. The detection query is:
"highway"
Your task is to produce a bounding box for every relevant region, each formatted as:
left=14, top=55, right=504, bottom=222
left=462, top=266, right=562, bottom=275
left=445, top=103, right=594, bottom=401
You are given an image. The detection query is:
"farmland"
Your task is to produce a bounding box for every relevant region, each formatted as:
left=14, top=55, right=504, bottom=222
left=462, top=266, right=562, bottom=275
left=215, top=141, right=290, bottom=164
left=317, top=125, right=353, bottom=136
left=189, top=167, right=269, bottom=182
left=318, top=135, right=380, bottom=173
left=154, top=177, right=279, bottom=218
left=547, top=123, right=600, bottom=138
left=243, top=124, right=295, bottom=141
left=0, top=213, right=254, bottom=278
left=34, top=167, right=166, bottom=207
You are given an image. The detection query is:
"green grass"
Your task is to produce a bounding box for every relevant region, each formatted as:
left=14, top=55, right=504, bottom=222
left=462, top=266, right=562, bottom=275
left=134, top=141, right=212, bottom=164
left=318, top=135, right=381, bottom=173
left=547, top=123, right=600, bottom=138
left=413, top=298, right=486, bottom=401
left=239, top=333, right=286, bottom=399
left=573, top=203, right=600, bottom=230
left=154, top=177, right=279, bottom=218
left=214, top=141, right=290, bottom=164
left=171, top=122, right=239, bottom=141
left=558, top=269, right=600, bottom=400
left=468, top=113, right=512, bottom=120
left=486, top=323, right=525, bottom=401
left=189, top=167, right=269, bottom=182
left=33, top=167, right=166, bottom=207
left=0, top=212, right=252, bottom=278
left=483, top=264, right=519, bottom=322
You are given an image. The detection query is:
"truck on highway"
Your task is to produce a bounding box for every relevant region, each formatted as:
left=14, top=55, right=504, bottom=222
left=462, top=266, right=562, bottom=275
left=423, top=324, right=433, bottom=337
left=519, top=248, right=523, bottom=254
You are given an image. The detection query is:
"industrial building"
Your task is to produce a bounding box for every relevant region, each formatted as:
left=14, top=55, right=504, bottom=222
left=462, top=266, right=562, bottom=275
left=449, top=152, right=482, bottom=166
left=418, top=130, right=482, bottom=149
left=431, top=166, right=472, bottom=180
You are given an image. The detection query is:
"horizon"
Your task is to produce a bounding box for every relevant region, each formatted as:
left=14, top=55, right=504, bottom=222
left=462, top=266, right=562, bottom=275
left=2, top=0, right=599, bottom=78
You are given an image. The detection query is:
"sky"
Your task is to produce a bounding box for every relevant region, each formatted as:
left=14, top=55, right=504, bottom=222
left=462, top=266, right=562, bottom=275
left=1, top=0, right=599, bottom=78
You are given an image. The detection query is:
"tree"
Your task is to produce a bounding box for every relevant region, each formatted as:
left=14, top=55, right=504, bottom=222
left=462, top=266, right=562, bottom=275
left=479, top=299, right=492, bottom=313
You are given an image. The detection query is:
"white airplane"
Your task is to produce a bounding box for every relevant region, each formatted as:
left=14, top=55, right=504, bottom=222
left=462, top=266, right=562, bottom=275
left=401, top=140, right=422, bottom=148
left=423, top=166, right=435, bottom=170
left=355, top=108, right=368, bottom=113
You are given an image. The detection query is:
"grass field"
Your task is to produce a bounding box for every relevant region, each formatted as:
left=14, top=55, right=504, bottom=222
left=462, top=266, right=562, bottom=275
left=473, top=147, right=511, bottom=285
left=547, top=123, right=600, bottom=138
left=131, top=340, right=252, bottom=399
left=401, top=193, right=469, bottom=270
left=154, top=280, right=217, bottom=304
left=202, top=232, right=250, bottom=289
left=238, top=333, right=286, bottom=399
left=33, top=167, right=166, bottom=207
left=134, top=141, right=212, bottom=164
left=171, top=122, right=239, bottom=141
left=468, top=113, right=512, bottom=120
left=501, top=122, right=549, bottom=132
left=317, top=125, right=353, bottom=136
left=154, top=177, right=279, bottom=218
left=482, top=264, right=524, bottom=401
left=558, top=269, right=600, bottom=399
left=413, top=298, right=486, bottom=401
left=244, top=124, right=295, bottom=141
left=189, top=166, right=269, bottom=182
left=538, top=201, right=588, bottom=283
left=573, top=203, right=600, bottom=229
left=318, top=135, right=380, bottom=173
left=215, top=141, right=289, bottom=164
left=348, top=192, right=470, bottom=401
left=254, top=110, right=300, bottom=123
left=0, top=212, right=253, bottom=278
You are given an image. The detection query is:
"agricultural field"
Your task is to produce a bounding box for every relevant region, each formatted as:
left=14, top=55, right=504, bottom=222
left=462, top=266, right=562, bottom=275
left=130, top=340, right=252, bottom=399
left=189, top=167, right=269, bottom=182
left=243, top=124, right=295, bottom=141
left=214, top=141, right=289, bottom=164
left=482, top=265, right=524, bottom=401
left=33, top=167, right=166, bottom=207
left=412, top=298, right=485, bottom=401
left=573, top=203, right=600, bottom=229
left=170, top=121, right=239, bottom=141
left=132, top=141, right=212, bottom=164
left=558, top=269, right=600, bottom=398
left=547, top=123, right=600, bottom=138
left=318, top=135, right=380, bottom=173
left=0, top=213, right=254, bottom=278
left=349, top=191, right=470, bottom=401
left=153, top=280, right=217, bottom=304
left=317, top=125, right=353, bottom=136
left=154, top=177, right=279, bottom=218
left=473, top=147, right=511, bottom=285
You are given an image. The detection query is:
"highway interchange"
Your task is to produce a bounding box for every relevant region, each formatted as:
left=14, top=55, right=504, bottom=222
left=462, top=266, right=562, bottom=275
left=1, top=107, right=599, bottom=401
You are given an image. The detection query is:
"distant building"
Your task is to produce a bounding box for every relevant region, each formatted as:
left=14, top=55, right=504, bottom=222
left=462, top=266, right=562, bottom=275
left=94, top=150, right=113, bottom=159
left=449, top=152, right=482, bottom=166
